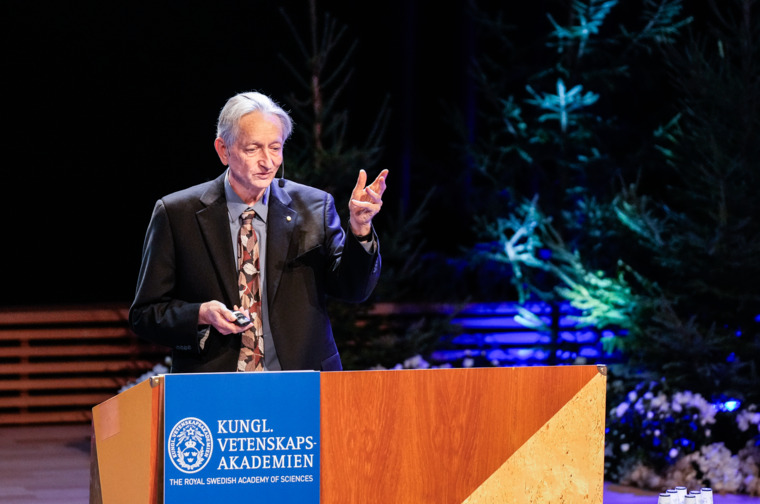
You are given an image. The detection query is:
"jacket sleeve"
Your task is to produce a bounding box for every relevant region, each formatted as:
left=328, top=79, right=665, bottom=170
left=322, top=192, right=382, bottom=303
left=128, top=199, right=205, bottom=353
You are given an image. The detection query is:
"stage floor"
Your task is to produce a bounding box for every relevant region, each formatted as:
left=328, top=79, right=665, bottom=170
left=0, top=424, right=757, bottom=503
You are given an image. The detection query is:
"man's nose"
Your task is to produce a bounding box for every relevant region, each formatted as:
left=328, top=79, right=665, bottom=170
left=259, top=150, right=276, bottom=169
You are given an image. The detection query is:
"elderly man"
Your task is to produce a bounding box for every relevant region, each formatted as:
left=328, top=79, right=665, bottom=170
left=129, top=91, right=388, bottom=373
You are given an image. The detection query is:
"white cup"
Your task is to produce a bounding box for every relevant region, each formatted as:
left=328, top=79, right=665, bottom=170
left=700, top=488, right=713, bottom=504
left=676, top=486, right=688, bottom=502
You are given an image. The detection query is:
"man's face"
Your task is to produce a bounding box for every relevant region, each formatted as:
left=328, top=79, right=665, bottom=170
left=216, top=111, right=284, bottom=203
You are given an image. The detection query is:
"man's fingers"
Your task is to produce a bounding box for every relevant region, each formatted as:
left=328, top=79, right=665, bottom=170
left=353, top=169, right=368, bottom=197
left=368, top=169, right=389, bottom=194
left=354, top=169, right=390, bottom=201
left=356, top=187, right=380, bottom=204
left=351, top=199, right=377, bottom=210
left=351, top=169, right=388, bottom=224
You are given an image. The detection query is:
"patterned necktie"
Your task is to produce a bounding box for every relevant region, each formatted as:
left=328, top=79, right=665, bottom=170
left=237, top=210, right=264, bottom=371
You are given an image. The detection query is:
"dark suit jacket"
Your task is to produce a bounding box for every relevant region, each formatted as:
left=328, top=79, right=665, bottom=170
left=129, top=172, right=381, bottom=372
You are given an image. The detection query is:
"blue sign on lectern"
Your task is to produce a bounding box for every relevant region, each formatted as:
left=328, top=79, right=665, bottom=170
left=163, top=372, right=320, bottom=503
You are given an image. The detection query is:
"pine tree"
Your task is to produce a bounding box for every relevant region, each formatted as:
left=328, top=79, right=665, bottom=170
left=277, top=0, right=443, bottom=369
left=463, top=0, right=693, bottom=301
left=456, top=0, right=760, bottom=401
left=613, top=0, right=760, bottom=399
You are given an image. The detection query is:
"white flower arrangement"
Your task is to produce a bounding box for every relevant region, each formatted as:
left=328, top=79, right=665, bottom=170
left=606, top=380, right=760, bottom=496
left=738, top=406, right=760, bottom=433
left=369, top=353, right=464, bottom=370
left=118, top=357, right=171, bottom=393
left=666, top=443, right=743, bottom=493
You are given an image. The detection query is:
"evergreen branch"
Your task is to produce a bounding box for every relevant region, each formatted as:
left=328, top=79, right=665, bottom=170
left=319, top=66, right=356, bottom=120
left=278, top=55, right=311, bottom=94
left=547, top=0, right=618, bottom=58
left=613, top=185, right=669, bottom=249
left=359, top=93, right=391, bottom=155
left=525, top=79, right=599, bottom=132
left=317, top=18, right=358, bottom=90
left=621, top=0, right=692, bottom=51
left=279, top=7, right=312, bottom=62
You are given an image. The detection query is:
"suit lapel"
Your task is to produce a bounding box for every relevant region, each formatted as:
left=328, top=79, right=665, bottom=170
left=266, top=183, right=297, bottom=307
left=197, top=174, right=239, bottom=307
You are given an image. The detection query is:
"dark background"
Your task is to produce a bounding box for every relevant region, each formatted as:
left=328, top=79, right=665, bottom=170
left=4, top=0, right=476, bottom=306
left=3, top=0, right=703, bottom=306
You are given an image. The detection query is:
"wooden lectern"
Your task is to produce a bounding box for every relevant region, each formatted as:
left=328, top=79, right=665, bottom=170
left=91, top=365, right=607, bottom=503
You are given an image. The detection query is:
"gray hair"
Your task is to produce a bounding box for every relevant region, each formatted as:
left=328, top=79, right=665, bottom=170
left=216, top=91, right=293, bottom=146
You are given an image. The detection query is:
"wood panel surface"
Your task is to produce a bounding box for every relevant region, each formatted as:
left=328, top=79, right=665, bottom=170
left=0, top=304, right=168, bottom=425
left=463, top=371, right=606, bottom=502
left=319, top=366, right=602, bottom=504
left=91, top=376, right=164, bottom=504
left=6, top=424, right=760, bottom=504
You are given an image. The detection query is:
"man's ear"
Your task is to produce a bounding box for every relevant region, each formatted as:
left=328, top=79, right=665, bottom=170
left=214, top=137, right=229, bottom=165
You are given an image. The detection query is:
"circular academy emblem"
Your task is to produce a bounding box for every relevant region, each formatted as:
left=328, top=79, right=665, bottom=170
left=167, top=417, right=214, bottom=473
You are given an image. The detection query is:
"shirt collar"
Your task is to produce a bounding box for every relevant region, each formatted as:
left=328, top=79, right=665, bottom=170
left=224, top=169, right=269, bottom=224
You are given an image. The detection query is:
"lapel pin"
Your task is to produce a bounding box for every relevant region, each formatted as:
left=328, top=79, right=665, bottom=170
left=286, top=216, right=292, bottom=222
